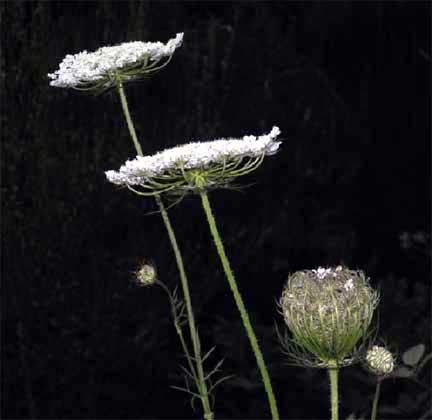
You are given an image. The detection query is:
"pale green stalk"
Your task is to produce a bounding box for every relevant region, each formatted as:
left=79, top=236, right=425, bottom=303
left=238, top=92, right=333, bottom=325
left=116, top=80, right=212, bottom=419
left=199, top=189, right=280, bottom=420
left=328, top=363, right=339, bottom=420
left=116, top=80, right=143, bottom=157
left=370, top=379, right=381, bottom=420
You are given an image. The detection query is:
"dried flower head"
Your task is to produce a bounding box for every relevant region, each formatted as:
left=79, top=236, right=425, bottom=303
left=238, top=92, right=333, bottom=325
left=136, top=263, right=157, bottom=286
left=105, top=126, right=281, bottom=196
left=279, top=266, right=379, bottom=368
left=48, top=33, right=183, bottom=90
left=366, top=345, right=395, bottom=376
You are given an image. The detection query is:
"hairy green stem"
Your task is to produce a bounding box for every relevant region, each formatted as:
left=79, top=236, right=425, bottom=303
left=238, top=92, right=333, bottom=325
left=116, top=80, right=212, bottom=419
left=199, top=190, right=280, bottom=420
left=328, top=364, right=339, bottom=420
left=157, top=195, right=212, bottom=418
left=370, top=379, right=381, bottom=420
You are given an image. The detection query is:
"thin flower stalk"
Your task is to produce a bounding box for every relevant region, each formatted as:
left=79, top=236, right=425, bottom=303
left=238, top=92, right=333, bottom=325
left=370, top=379, right=381, bottom=420
left=328, top=361, right=339, bottom=420
left=199, top=189, right=280, bottom=420
left=116, top=81, right=212, bottom=419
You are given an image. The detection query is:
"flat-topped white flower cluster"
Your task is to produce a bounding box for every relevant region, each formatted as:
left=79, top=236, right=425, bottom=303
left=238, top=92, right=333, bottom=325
left=105, top=126, right=282, bottom=186
left=48, top=33, right=184, bottom=88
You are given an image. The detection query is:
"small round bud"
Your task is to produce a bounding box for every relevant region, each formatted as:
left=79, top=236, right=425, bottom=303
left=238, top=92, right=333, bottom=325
left=366, top=345, right=394, bottom=376
left=136, top=264, right=157, bottom=286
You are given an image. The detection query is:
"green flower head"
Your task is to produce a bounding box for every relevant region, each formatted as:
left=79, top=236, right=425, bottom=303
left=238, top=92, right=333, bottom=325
left=279, top=266, right=379, bottom=368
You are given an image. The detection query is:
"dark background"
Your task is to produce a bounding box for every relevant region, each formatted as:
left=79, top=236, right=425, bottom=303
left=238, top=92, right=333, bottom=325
left=1, top=1, right=431, bottom=419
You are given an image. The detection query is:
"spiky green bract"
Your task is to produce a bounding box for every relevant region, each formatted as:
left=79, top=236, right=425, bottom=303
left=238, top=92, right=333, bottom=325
left=126, top=154, right=266, bottom=197
left=156, top=281, right=231, bottom=420
left=279, top=266, right=379, bottom=368
left=70, top=57, right=175, bottom=95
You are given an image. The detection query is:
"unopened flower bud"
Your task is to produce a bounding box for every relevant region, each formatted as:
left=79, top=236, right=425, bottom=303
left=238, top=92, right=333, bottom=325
left=136, top=263, right=157, bottom=286
left=366, top=345, right=394, bottom=375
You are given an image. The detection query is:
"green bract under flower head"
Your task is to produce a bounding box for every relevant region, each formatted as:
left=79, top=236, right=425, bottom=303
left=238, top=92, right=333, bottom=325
left=366, top=345, right=395, bottom=376
left=279, top=266, right=379, bottom=368
left=48, top=33, right=183, bottom=91
left=105, top=126, right=282, bottom=196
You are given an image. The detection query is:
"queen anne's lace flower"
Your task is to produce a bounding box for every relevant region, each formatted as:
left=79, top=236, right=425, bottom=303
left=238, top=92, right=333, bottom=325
left=48, top=33, right=183, bottom=88
left=105, top=126, right=282, bottom=194
left=279, top=266, right=379, bottom=367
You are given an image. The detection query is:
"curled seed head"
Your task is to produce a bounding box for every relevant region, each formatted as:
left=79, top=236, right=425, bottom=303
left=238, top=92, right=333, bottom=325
left=280, top=266, right=379, bottom=366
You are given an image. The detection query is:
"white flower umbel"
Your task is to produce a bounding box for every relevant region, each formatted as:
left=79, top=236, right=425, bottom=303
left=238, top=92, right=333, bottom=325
left=105, top=126, right=282, bottom=195
left=48, top=33, right=183, bottom=90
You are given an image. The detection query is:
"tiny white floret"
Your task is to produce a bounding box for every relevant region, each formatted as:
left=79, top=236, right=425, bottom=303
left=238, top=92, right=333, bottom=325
left=344, top=278, right=354, bottom=291
left=312, top=267, right=333, bottom=279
